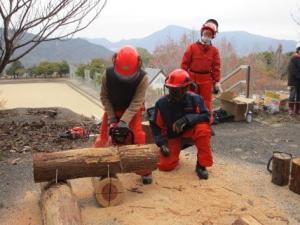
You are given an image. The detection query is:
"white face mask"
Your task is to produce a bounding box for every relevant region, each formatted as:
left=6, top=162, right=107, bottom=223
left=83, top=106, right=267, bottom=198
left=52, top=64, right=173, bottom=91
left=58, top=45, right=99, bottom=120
left=201, top=36, right=212, bottom=44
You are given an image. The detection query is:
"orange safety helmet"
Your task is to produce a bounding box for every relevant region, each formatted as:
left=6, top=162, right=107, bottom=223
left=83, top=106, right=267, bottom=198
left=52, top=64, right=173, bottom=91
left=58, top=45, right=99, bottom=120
left=165, top=69, right=191, bottom=88
left=200, top=19, right=218, bottom=38
left=113, top=46, right=141, bottom=77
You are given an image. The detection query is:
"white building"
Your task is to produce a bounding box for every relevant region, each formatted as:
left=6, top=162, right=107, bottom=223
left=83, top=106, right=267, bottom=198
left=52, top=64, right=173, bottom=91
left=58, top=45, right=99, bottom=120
left=144, top=67, right=166, bottom=90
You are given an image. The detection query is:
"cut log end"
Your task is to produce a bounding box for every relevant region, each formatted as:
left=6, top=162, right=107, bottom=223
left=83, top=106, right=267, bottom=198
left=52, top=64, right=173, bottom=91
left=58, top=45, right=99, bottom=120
left=92, top=177, right=124, bottom=207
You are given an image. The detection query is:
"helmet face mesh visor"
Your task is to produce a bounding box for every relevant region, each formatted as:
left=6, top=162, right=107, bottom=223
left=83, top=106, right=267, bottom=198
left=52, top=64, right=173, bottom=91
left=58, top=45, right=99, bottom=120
left=167, top=86, right=186, bottom=102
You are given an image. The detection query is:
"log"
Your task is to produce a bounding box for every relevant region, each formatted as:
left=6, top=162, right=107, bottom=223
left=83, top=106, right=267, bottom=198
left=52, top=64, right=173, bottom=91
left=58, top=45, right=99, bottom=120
left=33, top=144, right=159, bottom=183
left=41, top=181, right=82, bottom=225
left=92, top=176, right=124, bottom=207
left=269, top=152, right=291, bottom=186
left=289, top=157, right=300, bottom=194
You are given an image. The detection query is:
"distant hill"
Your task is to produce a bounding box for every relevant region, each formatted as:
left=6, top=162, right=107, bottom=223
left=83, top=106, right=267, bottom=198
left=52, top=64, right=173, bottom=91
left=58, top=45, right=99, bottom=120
left=86, top=25, right=296, bottom=55
left=0, top=29, right=114, bottom=67
left=20, top=38, right=113, bottom=67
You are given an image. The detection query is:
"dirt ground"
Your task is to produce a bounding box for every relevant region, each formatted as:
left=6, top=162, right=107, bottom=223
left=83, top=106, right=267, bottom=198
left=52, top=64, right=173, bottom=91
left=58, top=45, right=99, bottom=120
left=0, top=108, right=300, bottom=225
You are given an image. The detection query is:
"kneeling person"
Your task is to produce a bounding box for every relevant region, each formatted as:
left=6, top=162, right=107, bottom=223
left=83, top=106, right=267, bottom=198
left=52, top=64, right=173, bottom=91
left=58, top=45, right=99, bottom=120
left=149, top=69, right=213, bottom=179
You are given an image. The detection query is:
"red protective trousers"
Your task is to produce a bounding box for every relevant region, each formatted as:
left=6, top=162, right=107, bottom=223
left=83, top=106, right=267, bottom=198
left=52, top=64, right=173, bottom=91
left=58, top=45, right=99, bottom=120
left=94, top=109, right=150, bottom=176
left=189, top=73, right=213, bottom=119
left=158, top=123, right=213, bottom=171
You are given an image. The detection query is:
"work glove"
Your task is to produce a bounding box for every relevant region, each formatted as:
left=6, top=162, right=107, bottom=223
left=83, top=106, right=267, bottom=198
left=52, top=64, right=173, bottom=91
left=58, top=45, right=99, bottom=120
left=172, top=117, right=188, bottom=133
left=160, top=144, right=170, bottom=157
left=109, top=120, right=130, bottom=144
left=154, top=135, right=166, bottom=147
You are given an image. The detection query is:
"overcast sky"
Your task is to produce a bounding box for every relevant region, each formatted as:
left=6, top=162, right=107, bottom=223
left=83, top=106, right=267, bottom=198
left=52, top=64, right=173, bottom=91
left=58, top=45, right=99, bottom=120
left=77, top=0, right=300, bottom=42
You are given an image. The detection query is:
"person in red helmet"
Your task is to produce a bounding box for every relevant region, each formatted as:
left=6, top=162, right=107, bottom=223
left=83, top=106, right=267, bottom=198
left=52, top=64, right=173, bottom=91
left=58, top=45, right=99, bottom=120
left=94, top=45, right=152, bottom=184
left=181, top=19, right=221, bottom=127
left=149, top=69, right=212, bottom=179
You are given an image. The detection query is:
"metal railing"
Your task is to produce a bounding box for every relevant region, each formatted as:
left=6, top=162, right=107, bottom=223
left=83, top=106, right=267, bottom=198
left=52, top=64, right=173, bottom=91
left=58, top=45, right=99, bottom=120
left=220, top=65, right=251, bottom=98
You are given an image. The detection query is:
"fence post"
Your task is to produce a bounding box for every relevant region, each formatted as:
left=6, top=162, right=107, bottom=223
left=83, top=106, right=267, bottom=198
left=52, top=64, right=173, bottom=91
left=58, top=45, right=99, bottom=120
left=246, top=65, right=251, bottom=98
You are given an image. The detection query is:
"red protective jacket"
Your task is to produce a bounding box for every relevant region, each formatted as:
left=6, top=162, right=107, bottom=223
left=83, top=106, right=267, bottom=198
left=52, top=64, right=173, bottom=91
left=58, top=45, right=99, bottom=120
left=181, top=41, right=221, bottom=84
left=149, top=92, right=212, bottom=170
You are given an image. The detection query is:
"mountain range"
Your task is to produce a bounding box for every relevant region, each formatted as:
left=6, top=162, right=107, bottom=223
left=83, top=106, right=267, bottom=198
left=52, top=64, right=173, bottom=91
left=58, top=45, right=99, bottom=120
left=6, top=25, right=297, bottom=68
left=86, top=25, right=297, bottom=56
left=20, top=38, right=113, bottom=67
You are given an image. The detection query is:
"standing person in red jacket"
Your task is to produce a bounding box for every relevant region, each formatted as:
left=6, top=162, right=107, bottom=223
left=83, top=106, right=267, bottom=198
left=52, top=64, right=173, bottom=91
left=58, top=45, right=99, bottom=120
left=181, top=19, right=221, bottom=125
left=94, top=45, right=152, bottom=184
left=149, top=69, right=212, bottom=179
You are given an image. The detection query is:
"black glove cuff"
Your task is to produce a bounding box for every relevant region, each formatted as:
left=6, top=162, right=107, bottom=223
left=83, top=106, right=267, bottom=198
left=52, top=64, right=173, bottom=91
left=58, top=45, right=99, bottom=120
left=154, top=135, right=166, bottom=147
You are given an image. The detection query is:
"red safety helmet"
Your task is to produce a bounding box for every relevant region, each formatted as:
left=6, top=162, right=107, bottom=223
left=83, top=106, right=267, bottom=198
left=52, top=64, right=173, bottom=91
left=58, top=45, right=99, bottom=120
left=165, top=69, right=191, bottom=88
left=113, top=46, right=141, bottom=77
left=200, top=19, right=218, bottom=37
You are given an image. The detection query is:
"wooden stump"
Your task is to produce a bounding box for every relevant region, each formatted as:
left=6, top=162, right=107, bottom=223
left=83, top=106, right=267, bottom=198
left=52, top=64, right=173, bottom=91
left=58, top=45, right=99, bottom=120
left=92, top=176, right=124, bottom=207
left=41, top=181, right=82, bottom=225
left=289, top=157, right=300, bottom=194
left=269, top=152, right=292, bottom=186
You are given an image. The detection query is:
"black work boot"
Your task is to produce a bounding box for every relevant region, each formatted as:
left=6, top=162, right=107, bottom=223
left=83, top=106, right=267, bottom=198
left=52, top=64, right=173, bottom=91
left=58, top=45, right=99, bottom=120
left=195, top=162, right=208, bottom=180
left=141, top=174, right=153, bottom=185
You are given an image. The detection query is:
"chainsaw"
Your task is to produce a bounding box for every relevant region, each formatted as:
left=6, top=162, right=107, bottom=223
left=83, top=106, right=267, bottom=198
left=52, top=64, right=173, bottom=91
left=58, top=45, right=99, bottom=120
left=109, top=126, right=134, bottom=145
left=59, top=126, right=87, bottom=140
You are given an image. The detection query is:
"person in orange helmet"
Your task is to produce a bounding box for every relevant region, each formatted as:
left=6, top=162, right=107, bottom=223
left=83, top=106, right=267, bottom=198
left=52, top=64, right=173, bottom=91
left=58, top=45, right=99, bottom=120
left=149, top=69, right=212, bottom=179
left=94, top=45, right=152, bottom=184
left=181, top=19, right=221, bottom=127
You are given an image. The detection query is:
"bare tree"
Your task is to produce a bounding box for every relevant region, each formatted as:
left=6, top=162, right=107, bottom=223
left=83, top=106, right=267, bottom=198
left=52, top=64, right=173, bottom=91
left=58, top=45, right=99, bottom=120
left=215, top=38, right=239, bottom=76
left=0, top=0, right=107, bottom=73
left=150, top=34, right=193, bottom=74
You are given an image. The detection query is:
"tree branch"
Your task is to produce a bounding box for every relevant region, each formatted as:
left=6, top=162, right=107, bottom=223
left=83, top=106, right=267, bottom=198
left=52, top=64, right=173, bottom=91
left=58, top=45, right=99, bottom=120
left=0, top=0, right=107, bottom=73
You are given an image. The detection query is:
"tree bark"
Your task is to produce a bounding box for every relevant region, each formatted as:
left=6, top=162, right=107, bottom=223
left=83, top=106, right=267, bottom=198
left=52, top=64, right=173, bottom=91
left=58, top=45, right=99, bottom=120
left=41, top=181, right=82, bottom=225
left=289, top=157, right=300, bottom=194
left=271, top=152, right=291, bottom=186
left=33, top=144, right=159, bottom=183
